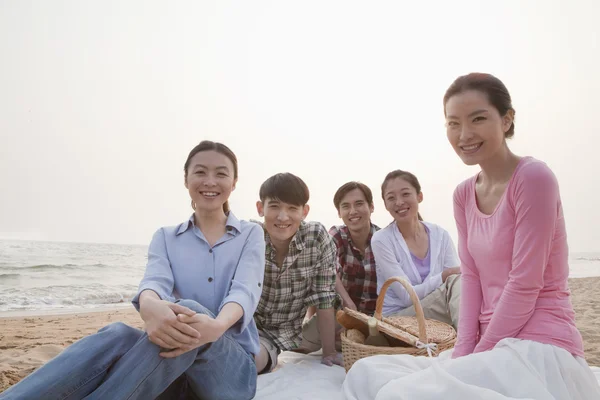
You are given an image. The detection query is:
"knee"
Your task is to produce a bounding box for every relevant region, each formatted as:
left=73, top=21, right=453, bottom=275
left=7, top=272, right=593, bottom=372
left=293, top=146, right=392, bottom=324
left=176, top=299, right=214, bottom=317
left=100, top=322, right=140, bottom=341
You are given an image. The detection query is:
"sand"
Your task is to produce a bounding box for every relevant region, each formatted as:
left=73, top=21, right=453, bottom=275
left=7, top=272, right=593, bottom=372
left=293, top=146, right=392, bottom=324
left=1, top=277, right=599, bottom=393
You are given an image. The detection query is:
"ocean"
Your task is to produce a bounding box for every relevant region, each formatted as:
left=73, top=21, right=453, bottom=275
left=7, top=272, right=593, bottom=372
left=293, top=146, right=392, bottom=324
left=0, top=239, right=599, bottom=314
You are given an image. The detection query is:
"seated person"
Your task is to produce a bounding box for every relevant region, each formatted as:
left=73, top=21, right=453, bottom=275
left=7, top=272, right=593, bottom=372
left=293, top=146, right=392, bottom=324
left=0, top=141, right=265, bottom=400
left=329, top=181, right=380, bottom=315
left=342, top=72, right=600, bottom=400
left=253, top=173, right=343, bottom=374
left=371, top=170, right=461, bottom=329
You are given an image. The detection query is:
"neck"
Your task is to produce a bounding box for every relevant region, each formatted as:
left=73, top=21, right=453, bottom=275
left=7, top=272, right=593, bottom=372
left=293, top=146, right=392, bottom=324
left=348, top=223, right=371, bottom=251
left=396, top=217, right=423, bottom=240
left=269, top=235, right=292, bottom=257
left=194, top=208, right=227, bottom=229
left=479, top=144, right=521, bottom=185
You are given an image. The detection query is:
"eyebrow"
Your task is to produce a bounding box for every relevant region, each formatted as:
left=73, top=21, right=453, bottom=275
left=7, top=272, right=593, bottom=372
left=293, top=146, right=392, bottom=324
left=446, top=109, right=489, bottom=119
left=193, top=164, right=229, bottom=170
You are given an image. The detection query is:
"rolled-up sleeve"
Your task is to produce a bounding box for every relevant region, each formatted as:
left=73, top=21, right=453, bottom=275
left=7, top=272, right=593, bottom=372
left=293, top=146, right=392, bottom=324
left=306, top=231, right=337, bottom=309
left=219, top=224, right=266, bottom=334
left=131, top=228, right=176, bottom=310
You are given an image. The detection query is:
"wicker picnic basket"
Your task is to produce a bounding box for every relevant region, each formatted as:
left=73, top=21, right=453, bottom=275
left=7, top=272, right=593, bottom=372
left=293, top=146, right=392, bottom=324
left=339, top=276, right=457, bottom=372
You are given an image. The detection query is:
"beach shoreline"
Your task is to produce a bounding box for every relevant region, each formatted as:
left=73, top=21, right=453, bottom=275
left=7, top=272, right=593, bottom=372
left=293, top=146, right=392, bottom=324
left=1, top=277, right=599, bottom=393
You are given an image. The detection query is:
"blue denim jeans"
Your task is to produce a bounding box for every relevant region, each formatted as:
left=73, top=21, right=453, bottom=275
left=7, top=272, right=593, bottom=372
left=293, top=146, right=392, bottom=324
left=0, top=300, right=257, bottom=400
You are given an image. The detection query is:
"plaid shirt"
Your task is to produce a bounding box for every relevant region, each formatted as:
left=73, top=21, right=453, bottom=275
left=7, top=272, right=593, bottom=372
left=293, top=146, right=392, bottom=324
left=253, top=220, right=337, bottom=351
left=329, top=223, right=380, bottom=315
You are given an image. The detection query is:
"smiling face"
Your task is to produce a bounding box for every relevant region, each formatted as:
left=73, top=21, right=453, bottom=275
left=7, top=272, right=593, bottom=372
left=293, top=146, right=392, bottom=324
left=338, top=188, right=373, bottom=232
left=257, top=198, right=309, bottom=244
left=184, top=150, right=237, bottom=213
left=383, top=177, right=422, bottom=223
left=445, top=89, right=514, bottom=166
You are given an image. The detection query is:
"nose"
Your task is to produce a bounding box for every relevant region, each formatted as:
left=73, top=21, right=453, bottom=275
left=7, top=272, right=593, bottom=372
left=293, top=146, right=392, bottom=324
left=203, top=174, right=217, bottom=187
left=277, top=210, right=290, bottom=221
left=459, top=124, right=475, bottom=142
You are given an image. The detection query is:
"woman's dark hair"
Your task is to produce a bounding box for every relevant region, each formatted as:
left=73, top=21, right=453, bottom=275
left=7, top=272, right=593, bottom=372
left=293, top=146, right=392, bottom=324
left=259, top=173, right=310, bottom=206
left=183, top=140, right=238, bottom=213
left=381, top=170, right=423, bottom=221
left=443, top=73, right=516, bottom=139
left=333, top=181, right=374, bottom=211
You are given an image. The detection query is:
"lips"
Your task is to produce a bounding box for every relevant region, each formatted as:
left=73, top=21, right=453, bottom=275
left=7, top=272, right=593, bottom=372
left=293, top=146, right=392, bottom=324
left=395, top=208, right=409, bottom=216
left=460, top=142, right=483, bottom=154
left=275, top=224, right=291, bottom=229
left=200, top=191, right=219, bottom=198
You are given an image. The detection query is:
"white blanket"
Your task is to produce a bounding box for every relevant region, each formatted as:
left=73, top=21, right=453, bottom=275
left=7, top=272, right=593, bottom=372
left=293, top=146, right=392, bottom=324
left=255, top=350, right=600, bottom=400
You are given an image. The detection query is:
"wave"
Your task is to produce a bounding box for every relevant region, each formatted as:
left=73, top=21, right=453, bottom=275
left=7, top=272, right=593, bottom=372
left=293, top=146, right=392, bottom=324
left=12, top=263, right=108, bottom=271
left=0, top=284, right=138, bottom=312
left=0, top=273, right=20, bottom=279
left=574, top=257, right=600, bottom=262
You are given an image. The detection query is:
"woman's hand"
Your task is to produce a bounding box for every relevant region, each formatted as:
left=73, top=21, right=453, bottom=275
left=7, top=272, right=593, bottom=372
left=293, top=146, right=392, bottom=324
left=159, top=313, right=227, bottom=358
left=139, top=293, right=202, bottom=350
left=442, top=267, right=461, bottom=283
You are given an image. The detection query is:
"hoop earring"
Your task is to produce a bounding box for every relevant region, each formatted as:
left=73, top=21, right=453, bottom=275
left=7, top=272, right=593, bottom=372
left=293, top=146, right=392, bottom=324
left=191, top=200, right=196, bottom=210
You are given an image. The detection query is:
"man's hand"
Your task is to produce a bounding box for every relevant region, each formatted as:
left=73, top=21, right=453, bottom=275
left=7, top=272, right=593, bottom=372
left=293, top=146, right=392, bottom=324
left=159, top=313, right=227, bottom=358
left=321, top=352, right=344, bottom=367
left=139, top=295, right=201, bottom=350
left=442, top=267, right=461, bottom=283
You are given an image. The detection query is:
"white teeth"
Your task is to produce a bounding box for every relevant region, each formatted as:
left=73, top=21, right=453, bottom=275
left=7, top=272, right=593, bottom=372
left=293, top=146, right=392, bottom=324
left=461, top=143, right=482, bottom=151
left=397, top=209, right=408, bottom=215
left=201, top=192, right=218, bottom=197
left=349, top=217, right=360, bottom=221
left=275, top=224, right=291, bottom=229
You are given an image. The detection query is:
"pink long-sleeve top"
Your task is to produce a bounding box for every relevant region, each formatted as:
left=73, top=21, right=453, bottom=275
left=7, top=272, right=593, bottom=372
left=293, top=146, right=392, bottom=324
left=452, top=156, right=584, bottom=358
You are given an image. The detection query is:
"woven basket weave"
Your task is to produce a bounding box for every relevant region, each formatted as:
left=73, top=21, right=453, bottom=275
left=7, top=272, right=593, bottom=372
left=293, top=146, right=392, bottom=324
left=340, top=276, right=456, bottom=372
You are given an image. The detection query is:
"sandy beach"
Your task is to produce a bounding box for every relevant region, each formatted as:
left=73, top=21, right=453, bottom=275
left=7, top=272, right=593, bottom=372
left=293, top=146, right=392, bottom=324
left=1, top=277, right=599, bottom=393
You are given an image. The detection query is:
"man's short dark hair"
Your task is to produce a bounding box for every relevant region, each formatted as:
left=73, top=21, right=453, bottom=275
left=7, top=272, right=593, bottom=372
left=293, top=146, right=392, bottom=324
left=259, top=173, right=310, bottom=206
left=333, top=181, right=374, bottom=210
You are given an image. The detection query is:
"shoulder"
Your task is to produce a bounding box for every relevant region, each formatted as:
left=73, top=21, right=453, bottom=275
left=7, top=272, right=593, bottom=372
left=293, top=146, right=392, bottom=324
left=513, top=157, right=558, bottom=188
left=239, top=220, right=266, bottom=239
left=453, top=174, right=476, bottom=204
left=302, top=220, right=331, bottom=242
left=371, top=222, right=394, bottom=245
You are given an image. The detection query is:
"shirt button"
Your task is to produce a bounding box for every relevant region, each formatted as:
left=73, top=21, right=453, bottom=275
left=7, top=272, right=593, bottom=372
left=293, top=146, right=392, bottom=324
left=209, top=249, right=213, bottom=253
left=258, top=282, right=261, bottom=287
left=208, top=277, right=213, bottom=282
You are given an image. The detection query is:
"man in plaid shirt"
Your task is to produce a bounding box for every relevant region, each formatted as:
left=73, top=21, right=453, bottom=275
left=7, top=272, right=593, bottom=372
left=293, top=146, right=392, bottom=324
left=329, top=182, right=380, bottom=315
left=253, top=173, right=342, bottom=374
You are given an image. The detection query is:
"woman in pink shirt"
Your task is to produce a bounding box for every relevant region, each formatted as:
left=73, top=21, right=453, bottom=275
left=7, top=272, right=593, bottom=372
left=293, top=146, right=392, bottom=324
left=342, top=74, right=600, bottom=399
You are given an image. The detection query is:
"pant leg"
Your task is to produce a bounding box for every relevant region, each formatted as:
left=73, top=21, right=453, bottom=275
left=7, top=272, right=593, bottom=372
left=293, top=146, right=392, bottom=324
left=85, top=300, right=257, bottom=400
left=299, top=314, right=343, bottom=353
left=0, top=322, right=143, bottom=400
left=390, top=275, right=461, bottom=330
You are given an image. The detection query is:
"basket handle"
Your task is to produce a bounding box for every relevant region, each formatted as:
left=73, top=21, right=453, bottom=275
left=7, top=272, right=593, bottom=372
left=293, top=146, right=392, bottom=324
left=374, top=276, right=428, bottom=344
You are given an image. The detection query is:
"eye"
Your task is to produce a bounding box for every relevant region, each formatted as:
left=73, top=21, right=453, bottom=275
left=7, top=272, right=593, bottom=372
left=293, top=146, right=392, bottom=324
left=403, top=193, right=410, bottom=197
left=289, top=207, right=298, bottom=211
left=217, top=172, right=228, bottom=177
left=447, top=121, right=459, bottom=127
left=386, top=197, right=394, bottom=202
left=195, top=170, right=205, bottom=175
left=268, top=204, right=279, bottom=209
left=473, top=116, right=486, bottom=122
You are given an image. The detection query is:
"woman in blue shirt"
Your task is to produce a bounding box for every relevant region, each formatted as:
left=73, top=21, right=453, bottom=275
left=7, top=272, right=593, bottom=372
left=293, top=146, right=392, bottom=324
left=1, top=140, right=266, bottom=400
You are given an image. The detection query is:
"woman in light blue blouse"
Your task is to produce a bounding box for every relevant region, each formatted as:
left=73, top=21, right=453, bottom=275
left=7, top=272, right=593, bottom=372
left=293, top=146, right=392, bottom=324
left=0, top=141, right=266, bottom=400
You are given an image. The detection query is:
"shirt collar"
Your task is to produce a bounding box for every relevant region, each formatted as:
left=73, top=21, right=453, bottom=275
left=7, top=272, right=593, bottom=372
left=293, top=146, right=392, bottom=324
left=176, top=212, right=241, bottom=236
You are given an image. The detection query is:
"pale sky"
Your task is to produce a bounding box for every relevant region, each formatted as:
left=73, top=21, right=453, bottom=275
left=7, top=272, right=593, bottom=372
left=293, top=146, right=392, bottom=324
left=1, top=1, right=599, bottom=252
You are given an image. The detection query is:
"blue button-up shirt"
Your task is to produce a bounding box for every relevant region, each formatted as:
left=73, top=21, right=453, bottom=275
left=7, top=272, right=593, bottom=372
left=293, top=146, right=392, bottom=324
left=132, top=212, right=265, bottom=355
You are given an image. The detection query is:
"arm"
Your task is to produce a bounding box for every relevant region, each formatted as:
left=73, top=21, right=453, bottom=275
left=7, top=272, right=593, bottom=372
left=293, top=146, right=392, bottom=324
left=305, top=230, right=338, bottom=362
left=473, top=164, right=557, bottom=353
left=335, top=272, right=356, bottom=310
left=451, top=185, right=483, bottom=358
left=371, top=237, right=442, bottom=309
left=134, top=229, right=202, bottom=349
left=328, top=226, right=357, bottom=310
left=132, top=228, right=176, bottom=309
left=218, top=224, right=266, bottom=334
left=161, top=225, right=266, bottom=358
